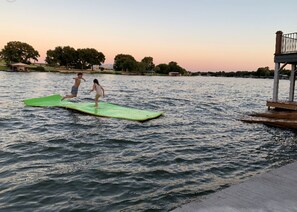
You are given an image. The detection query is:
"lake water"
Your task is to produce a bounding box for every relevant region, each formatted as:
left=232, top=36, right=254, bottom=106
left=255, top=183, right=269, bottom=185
left=1, top=72, right=297, bottom=211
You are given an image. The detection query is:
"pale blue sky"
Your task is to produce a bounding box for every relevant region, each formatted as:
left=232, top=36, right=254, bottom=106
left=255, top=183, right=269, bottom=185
left=1, top=0, right=297, bottom=71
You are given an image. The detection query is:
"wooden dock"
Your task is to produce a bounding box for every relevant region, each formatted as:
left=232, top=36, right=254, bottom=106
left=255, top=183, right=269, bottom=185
left=267, top=100, right=297, bottom=111
left=173, top=162, right=297, bottom=212
left=251, top=31, right=297, bottom=129
left=241, top=110, right=297, bottom=129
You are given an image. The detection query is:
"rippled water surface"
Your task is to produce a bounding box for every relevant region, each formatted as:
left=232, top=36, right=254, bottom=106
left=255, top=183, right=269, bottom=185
left=1, top=72, right=297, bottom=211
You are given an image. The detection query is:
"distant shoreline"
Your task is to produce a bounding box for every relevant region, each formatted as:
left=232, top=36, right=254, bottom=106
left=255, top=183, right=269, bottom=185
left=0, top=65, right=285, bottom=79
left=0, top=65, right=169, bottom=76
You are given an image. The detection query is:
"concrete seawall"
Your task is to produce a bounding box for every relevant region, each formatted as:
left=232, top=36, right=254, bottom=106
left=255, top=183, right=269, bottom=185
left=173, top=162, right=297, bottom=212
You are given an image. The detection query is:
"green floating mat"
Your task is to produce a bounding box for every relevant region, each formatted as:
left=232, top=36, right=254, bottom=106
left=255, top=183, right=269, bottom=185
left=24, top=94, right=163, bottom=121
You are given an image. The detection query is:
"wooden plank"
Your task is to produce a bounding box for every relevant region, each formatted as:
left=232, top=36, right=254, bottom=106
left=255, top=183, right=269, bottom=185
left=241, top=109, right=297, bottom=129
left=173, top=162, right=297, bottom=212
left=251, top=111, right=297, bottom=120
left=267, top=101, right=297, bottom=110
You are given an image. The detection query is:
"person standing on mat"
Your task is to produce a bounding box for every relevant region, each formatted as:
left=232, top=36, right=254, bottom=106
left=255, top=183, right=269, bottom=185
left=62, top=73, right=86, bottom=100
left=89, top=79, right=104, bottom=108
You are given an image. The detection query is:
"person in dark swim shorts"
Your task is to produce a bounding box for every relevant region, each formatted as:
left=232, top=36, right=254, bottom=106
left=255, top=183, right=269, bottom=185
left=62, top=73, right=86, bottom=100
left=71, top=86, right=78, bottom=95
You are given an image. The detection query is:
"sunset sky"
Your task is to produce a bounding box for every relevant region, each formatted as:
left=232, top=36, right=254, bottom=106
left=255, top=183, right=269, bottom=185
left=1, top=0, right=297, bottom=71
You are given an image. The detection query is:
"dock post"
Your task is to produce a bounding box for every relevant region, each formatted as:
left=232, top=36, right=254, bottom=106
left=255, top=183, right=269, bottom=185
left=275, top=31, right=283, bottom=55
left=273, top=63, right=280, bottom=102
left=289, top=64, right=296, bottom=102
left=272, top=31, right=283, bottom=102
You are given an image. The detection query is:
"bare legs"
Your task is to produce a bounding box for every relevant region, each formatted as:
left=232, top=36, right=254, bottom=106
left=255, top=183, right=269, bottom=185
left=95, top=94, right=100, bottom=108
left=61, top=94, right=77, bottom=101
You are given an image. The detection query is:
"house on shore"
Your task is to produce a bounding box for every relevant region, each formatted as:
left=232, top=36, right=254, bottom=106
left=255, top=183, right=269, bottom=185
left=10, top=63, right=29, bottom=72
left=169, top=72, right=181, bottom=76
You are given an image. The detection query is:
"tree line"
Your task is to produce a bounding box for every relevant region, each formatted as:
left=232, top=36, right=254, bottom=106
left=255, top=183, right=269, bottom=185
left=192, top=67, right=291, bottom=78
left=3, top=41, right=281, bottom=78
left=113, top=54, right=188, bottom=75
left=0, top=41, right=188, bottom=75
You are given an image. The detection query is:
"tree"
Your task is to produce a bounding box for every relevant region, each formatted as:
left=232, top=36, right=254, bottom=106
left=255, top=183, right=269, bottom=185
left=122, top=58, right=138, bottom=72
left=155, top=63, right=169, bottom=74
left=154, top=61, right=188, bottom=75
left=45, top=47, right=105, bottom=70
left=136, top=62, right=146, bottom=74
left=0, top=41, right=39, bottom=64
left=76, top=48, right=105, bottom=70
left=113, top=54, right=137, bottom=72
left=85, top=48, right=105, bottom=70
left=256, top=66, right=272, bottom=77
left=168, top=61, right=187, bottom=75
left=45, top=49, right=57, bottom=66
left=141, top=56, right=155, bottom=71
left=45, top=46, right=63, bottom=66
left=62, top=46, right=78, bottom=69
left=46, top=46, right=77, bottom=68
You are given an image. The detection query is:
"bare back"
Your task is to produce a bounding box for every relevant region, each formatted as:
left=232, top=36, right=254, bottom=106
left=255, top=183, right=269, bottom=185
left=73, top=77, right=81, bottom=88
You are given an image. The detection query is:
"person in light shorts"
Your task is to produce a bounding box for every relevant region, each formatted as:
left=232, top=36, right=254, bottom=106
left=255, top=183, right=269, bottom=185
left=89, top=79, right=105, bottom=108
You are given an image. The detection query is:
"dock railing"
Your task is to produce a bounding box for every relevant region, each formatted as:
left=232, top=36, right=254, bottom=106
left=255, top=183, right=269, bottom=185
left=281, top=32, right=297, bottom=54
